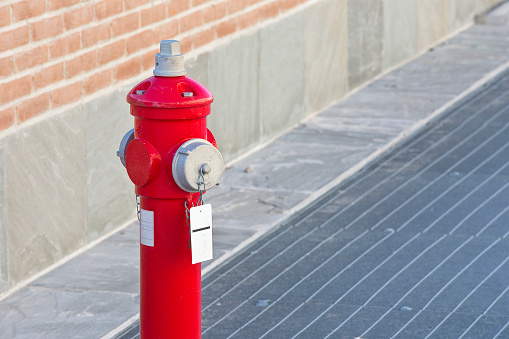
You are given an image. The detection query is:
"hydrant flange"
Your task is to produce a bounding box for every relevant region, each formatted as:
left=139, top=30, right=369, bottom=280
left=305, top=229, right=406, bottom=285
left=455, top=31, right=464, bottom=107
left=172, top=138, right=224, bottom=192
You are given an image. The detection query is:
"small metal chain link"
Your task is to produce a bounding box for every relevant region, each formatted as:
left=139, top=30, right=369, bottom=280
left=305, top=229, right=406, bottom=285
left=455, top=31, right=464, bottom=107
left=184, top=167, right=207, bottom=248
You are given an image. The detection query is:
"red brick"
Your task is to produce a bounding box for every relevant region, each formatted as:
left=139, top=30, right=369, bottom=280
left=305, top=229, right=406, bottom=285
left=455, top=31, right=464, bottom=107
left=49, top=32, right=80, bottom=59
left=0, top=76, right=32, bottom=105
left=98, top=39, right=125, bottom=65
left=141, top=3, right=166, bottom=27
left=247, top=0, right=263, bottom=6
left=112, top=12, right=139, bottom=37
left=12, top=0, right=45, bottom=22
left=227, top=0, right=245, bottom=14
left=51, top=81, right=82, bottom=107
left=155, top=20, right=178, bottom=43
left=31, top=14, right=64, bottom=41
left=167, top=0, right=190, bottom=16
left=179, top=36, right=192, bottom=54
left=123, top=0, right=151, bottom=10
left=180, top=10, right=202, bottom=32
left=96, top=0, right=123, bottom=20
left=127, top=30, right=155, bottom=54
left=141, top=48, right=158, bottom=71
left=84, top=70, right=112, bottom=95
left=81, top=23, right=111, bottom=48
left=215, top=18, right=236, bottom=38
left=192, top=0, right=208, bottom=6
left=0, top=6, right=11, bottom=28
left=64, top=4, right=94, bottom=30
left=47, top=0, right=80, bottom=11
left=0, top=25, right=29, bottom=52
left=0, top=106, right=15, bottom=131
left=193, top=28, right=215, bottom=48
left=204, top=2, right=226, bottom=23
left=237, top=9, right=258, bottom=29
left=0, top=56, right=15, bottom=77
left=280, top=0, right=299, bottom=11
left=259, top=2, right=279, bottom=20
left=16, top=44, right=48, bottom=71
left=114, top=58, right=141, bottom=81
left=33, top=62, right=64, bottom=90
left=17, top=92, right=50, bottom=122
left=66, top=51, right=97, bottom=78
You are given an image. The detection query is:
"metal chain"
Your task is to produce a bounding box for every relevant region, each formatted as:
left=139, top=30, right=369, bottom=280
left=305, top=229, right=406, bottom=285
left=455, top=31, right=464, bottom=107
left=184, top=167, right=207, bottom=248
left=136, top=194, right=141, bottom=221
left=197, top=167, right=206, bottom=206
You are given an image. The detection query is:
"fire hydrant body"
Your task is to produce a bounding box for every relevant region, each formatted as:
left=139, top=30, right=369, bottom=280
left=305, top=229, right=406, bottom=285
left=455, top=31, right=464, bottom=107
left=119, top=40, right=223, bottom=338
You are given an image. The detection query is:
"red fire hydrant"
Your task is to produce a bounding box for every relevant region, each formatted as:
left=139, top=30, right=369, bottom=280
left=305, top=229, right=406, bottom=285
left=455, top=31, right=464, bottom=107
left=117, top=40, right=224, bottom=338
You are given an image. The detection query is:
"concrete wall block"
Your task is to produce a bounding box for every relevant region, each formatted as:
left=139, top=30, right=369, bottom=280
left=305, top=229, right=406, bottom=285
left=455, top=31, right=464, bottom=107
left=383, top=0, right=419, bottom=70
left=186, top=52, right=210, bottom=89
left=0, top=138, right=7, bottom=294
left=5, top=107, right=87, bottom=286
left=305, top=0, right=348, bottom=114
left=207, top=32, right=261, bottom=163
left=259, top=11, right=306, bottom=141
left=347, top=0, right=384, bottom=90
left=84, top=86, right=137, bottom=242
left=451, top=0, right=478, bottom=30
left=418, top=0, right=451, bottom=51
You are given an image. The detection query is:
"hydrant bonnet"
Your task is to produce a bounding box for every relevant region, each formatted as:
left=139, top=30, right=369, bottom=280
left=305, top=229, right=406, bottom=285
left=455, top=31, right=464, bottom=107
left=153, top=40, right=187, bottom=77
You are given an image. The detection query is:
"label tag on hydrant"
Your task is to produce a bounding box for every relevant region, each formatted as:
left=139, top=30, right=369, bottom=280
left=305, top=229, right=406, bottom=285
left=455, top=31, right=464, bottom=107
left=190, top=204, right=213, bottom=264
left=140, top=209, right=154, bottom=247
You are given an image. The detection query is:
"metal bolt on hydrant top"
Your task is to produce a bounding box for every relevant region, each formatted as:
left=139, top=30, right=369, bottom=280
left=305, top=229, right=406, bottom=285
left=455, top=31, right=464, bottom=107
left=117, top=40, right=224, bottom=338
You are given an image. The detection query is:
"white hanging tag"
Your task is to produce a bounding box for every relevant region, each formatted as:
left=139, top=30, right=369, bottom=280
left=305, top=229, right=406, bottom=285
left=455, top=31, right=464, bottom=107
left=190, top=204, right=213, bottom=264
left=140, top=209, right=154, bottom=247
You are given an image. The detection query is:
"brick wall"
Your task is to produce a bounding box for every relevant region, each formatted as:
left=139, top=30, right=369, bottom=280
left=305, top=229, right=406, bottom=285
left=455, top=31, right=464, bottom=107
left=0, top=0, right=306, bottom=132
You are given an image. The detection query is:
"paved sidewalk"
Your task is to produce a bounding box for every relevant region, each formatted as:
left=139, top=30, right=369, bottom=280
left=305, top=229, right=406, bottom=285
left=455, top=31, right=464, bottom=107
left=1, top=2, right=509, bottom=338
left=200, top=65, right=509, bottom=339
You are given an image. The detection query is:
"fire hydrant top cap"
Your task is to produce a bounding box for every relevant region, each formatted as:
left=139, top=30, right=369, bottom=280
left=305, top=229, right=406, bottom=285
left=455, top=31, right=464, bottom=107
left=153, top=40, right=186, bottom=77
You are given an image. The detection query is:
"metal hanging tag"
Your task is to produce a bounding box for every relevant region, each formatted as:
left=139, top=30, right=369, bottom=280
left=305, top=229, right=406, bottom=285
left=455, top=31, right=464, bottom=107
left=190, top=203, right=213, bottom=264
left=184, top=165, right=214, bottom=263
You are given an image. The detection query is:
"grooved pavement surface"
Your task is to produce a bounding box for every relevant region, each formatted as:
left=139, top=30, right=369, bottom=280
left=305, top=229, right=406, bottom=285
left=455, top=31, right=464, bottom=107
left=197, top=72, right=509, bottom=338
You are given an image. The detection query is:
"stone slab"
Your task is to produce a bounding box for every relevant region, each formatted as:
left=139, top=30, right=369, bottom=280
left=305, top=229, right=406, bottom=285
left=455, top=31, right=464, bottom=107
left=0, top=286, right=138, bottom=339
left=84, top=86, right=137, bottom=242
left=259, top=11, right=306, bottom=141
left=417, top=0, right=451, bottom=50
left=383, top=0, right=419, bottom=70
left=0, top=138, right=7, bottom=294
left=5, top=107, right=87, bottom=286
left=304, top=0, right=348, bottom=114
left=347, top=0, right=383, bottom=89
left=207, top=31, right=261, bottom=163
